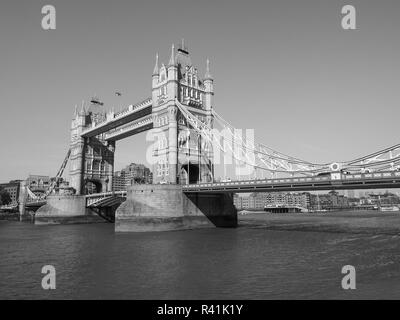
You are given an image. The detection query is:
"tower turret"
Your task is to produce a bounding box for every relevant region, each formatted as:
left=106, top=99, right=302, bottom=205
left=70, top=103, right=87, bottom=194
left=168, top=44, right=175, bottom=67
left=152, top=53, right=159, bottom=103
left=167, top=44, right=178, bottom=100
left=203, top=59, right=214, bottom=111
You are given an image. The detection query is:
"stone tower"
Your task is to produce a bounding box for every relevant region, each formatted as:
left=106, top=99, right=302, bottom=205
left=151, top=41, right=214, bottom=184
left=70, top=101, right=115, bottom=195
left=70, top=104, right=86, bottom=194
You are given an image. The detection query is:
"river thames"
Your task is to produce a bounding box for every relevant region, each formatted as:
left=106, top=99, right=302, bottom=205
left=1, top=212, right=400, bottom=300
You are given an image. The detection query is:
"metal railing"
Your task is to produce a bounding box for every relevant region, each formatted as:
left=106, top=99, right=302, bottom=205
left=182, top=171, right=400, bottom=189
left=85, top=191, right=127, bottom=206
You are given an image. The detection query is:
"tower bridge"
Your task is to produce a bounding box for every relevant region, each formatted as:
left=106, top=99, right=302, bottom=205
left=15, top=40, right=400, bottom=231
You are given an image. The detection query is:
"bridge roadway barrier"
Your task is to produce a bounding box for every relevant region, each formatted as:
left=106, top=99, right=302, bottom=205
left=115, top=184, right=238, bottom=232
left=35, top=195, right=106, bottom=225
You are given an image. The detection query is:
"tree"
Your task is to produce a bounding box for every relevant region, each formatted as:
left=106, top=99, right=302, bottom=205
left=0, top=187, right=12, bottom=206
left=133, top=177, right=145, bottom=185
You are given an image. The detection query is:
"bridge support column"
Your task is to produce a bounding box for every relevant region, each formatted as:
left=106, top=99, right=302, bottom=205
left=70, top=139, right=85, bottom=195
left=35, top=195, right=106, bottom=225
left=18, top=181, right=27, bottom=221
left=115, top=185, right=237, bottom=232
left=168, top=105, right=178, bottom=184
left=107, top=141, right=115, bottom=192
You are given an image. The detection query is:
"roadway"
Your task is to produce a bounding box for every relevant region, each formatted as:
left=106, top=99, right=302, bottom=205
left=182, top=171, right=400, bottom=193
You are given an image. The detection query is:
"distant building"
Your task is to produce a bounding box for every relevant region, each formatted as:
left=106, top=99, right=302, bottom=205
left=241, top=196, right=250, bottom=209
left=310, top=191, right=350, bottom=210
left=0, top=181, right=20, bottom=204
left=346, top=190, right=356, bottom=199
left=113, top=171, right=127, bottom=192
left=234, top=192, right=311, bottom=210
left=26, top=175, right=50, bottom=190
left=368, top=192, right=400, bottom=206
left=113, top=163, right=152, bottom=191
left=124, top=163, right=152, bottom=185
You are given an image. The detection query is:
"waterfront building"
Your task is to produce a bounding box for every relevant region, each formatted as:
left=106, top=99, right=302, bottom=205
left=233, top=192, right=311, bottom=210
left=241, top=197, right=250, bottom=209
left=113, top=171, right=127, bottom=192
left=26, top=175, right=50, bottom=191
left=113, top=163, right=152, bottom=191
left=0, top=181, right=21, bottom=204
left=309, top=191, right=350, bottom=210
left=346, top=190, right=356, bottom=199
left=367, top=192, right=400, bottom=206
left=124, top=163, right=152, bottom=185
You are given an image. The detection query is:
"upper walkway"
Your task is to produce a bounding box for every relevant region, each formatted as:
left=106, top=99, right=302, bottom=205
left=81, top=98, right=152, bottom=139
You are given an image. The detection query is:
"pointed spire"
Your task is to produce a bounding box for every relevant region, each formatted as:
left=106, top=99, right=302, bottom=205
left=153, top=53, right=159, bottom=76
left=168, top=44, right=175, bottom=66
left=74, top=104, right=78, bottom=117
left=204, top=58, right=213, bottom=80
left=80, top=100, right=86, bottom=115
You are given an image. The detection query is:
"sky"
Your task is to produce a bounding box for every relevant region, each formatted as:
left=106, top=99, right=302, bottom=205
left=0, top=0, right=399, bottom=182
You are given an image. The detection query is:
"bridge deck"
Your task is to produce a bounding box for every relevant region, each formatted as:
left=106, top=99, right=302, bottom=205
left=86, top=191, right=127, bottom=207
left=182, top=171, right=400, bottom=193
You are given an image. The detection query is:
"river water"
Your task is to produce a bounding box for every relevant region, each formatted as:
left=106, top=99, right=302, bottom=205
left=1, top=217, right=400, bottom=300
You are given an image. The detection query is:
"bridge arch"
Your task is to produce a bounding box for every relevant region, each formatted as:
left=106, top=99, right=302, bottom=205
left=84, top=179, right=105, bottom=195
left=181, top=163, right=200, bottom=184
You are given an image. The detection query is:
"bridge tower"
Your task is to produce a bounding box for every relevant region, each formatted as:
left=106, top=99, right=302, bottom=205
left=151, top=41, right=214, bottom=185
left=70, top=102, right=115, bottom=195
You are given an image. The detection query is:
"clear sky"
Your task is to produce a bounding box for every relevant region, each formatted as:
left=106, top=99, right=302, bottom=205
left=0, top=0, right=399, bottom=182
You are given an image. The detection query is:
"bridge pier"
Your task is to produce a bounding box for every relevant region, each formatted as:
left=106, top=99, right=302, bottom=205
left=34, top=195, right=106, bottom=225
left=115, top=185, right=237, bottom=232
left=18, top=181, right=27, bottom=222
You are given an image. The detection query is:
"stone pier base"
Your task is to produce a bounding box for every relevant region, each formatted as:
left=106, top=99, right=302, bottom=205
left=35, top=195, right=106, bottom=225
left=115, top=185, right=237, bottom=232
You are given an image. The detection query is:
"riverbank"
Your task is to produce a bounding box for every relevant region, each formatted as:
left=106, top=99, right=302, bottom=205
left=0, top=212, right=19, bottom=221
left=239, top=210, right=400, bottom=235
